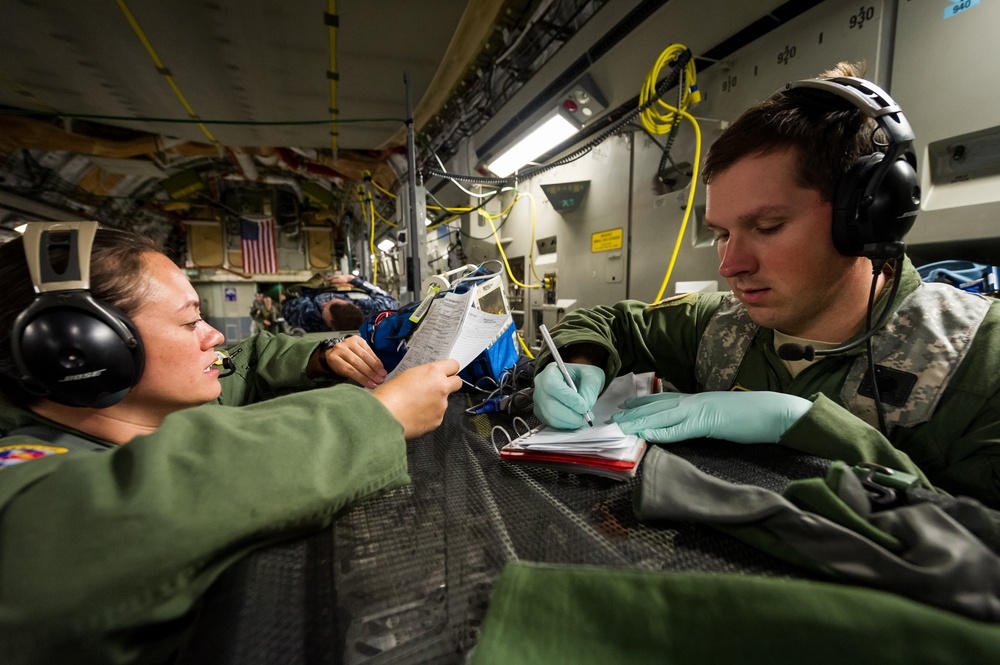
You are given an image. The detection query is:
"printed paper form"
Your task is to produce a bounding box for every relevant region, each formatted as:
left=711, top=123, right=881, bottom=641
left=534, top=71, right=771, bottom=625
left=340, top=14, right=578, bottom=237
left=386, top=291, right=512, bottom=379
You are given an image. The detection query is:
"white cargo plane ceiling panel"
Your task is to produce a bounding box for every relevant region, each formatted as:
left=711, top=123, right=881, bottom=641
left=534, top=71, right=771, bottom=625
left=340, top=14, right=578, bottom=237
left=0, top=0, right=467, bottom=150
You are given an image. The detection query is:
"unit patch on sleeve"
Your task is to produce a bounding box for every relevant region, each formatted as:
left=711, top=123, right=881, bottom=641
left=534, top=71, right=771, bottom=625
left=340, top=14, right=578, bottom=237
left=648, top=293, right=698, bottom=309
left=0, top=444, right=69, bottom=469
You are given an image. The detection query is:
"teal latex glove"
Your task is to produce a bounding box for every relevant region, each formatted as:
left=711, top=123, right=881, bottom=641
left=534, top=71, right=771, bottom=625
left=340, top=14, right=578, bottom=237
left=610, top=391, right=812, bottom=444
left=533, top=362, right=606, bottom=430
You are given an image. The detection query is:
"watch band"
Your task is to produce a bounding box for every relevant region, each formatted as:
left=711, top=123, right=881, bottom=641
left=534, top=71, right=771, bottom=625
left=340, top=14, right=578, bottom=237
left=316, top=336, right=346, bottom=374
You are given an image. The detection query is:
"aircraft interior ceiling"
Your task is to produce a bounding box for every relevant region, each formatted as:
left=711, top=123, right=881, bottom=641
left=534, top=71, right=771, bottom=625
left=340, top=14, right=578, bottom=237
left=0, top=0, right=609, bottom=243
left=0, top=0, right=831, bottom=249
left=3, top=0, right=995, bottom=300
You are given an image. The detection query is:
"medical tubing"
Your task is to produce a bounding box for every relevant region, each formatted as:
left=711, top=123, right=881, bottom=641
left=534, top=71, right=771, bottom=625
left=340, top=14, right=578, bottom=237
left=427, top=49, right=692, bottom=185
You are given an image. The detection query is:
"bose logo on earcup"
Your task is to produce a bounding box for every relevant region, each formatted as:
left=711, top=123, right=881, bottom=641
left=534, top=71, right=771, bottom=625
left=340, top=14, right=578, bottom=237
left=784, top=76, right=921, bottom=260
left=10, top=222, right=145, bottom=408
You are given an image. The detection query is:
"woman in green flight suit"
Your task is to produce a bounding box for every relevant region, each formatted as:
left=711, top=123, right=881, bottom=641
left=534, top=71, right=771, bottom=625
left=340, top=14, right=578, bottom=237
left=0, top=224, right=463, bottom=664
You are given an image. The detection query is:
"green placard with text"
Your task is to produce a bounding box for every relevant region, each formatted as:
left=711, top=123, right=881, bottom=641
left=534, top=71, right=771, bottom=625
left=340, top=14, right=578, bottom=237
left=540, top=181, right=590, bottom=212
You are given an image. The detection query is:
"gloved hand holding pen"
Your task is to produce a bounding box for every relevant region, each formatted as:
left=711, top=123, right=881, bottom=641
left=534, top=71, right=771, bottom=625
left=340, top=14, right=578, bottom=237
left=533, top=361, right=606, bottom=430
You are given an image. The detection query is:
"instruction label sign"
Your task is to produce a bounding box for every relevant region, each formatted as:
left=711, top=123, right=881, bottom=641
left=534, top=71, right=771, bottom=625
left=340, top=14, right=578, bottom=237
left=592, top=228, right=623, bottom=252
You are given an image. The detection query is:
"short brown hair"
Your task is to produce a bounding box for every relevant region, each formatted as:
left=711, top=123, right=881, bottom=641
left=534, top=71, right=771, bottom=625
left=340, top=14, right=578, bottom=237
left=325, top=301, right=364, bottom=331
left=702, top=61, right=882, bottom=202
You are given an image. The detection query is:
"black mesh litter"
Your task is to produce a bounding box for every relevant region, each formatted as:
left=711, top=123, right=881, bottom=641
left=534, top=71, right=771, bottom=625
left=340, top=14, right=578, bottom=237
left=328, top=398, right=824, bottom=664
left=182, top=395, right=836, bottom=665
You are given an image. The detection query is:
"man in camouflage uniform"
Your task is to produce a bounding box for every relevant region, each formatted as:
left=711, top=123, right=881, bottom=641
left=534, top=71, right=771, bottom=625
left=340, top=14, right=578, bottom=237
left=532, top=62, right=1000, bottom=509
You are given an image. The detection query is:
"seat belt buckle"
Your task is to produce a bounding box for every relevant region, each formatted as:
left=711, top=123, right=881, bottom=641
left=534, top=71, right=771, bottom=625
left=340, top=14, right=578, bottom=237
left=852, top=462, right=920, bottom=506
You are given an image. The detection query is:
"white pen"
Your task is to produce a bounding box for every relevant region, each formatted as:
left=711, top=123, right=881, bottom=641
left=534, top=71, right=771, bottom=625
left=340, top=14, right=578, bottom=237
left=539, top=324, right=594, bottom=427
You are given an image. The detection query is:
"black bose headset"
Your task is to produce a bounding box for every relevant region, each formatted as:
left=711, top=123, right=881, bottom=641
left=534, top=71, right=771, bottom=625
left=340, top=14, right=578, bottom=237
left=777, top=78, right=921, bottom=435
left=783, top=76, right=921, bottom=260
left=10, top=221, right=145, bottom=408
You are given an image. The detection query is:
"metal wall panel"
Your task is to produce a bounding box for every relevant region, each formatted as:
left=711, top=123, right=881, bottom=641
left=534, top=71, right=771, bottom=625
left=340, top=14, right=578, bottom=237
left=891, top=0, right=1000, bottom=246
left=629, top=0, right=893, bottom=299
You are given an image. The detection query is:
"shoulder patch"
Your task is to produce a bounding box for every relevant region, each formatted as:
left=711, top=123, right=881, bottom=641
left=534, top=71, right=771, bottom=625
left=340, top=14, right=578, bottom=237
left=0, top=444, right=69, bottom=469
left=648, top=292, right=698, bottom=309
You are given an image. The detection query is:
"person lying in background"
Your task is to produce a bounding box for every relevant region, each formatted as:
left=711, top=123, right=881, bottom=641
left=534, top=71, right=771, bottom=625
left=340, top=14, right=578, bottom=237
left=283, top=273, right=399, bottom=333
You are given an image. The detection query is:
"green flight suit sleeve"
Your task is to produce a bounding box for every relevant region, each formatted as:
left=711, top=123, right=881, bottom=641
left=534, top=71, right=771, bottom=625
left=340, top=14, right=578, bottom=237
left=780, top=306, right=1000, bottom=508
left=470, top=562, right=1000, bottom=665
left=779, top=394, right=934, bottom=487
left=0, top=384, right=408, bottom=664
left=540, top=294, right=726, bottom=393
left=218, top=331, right=334, bottom=404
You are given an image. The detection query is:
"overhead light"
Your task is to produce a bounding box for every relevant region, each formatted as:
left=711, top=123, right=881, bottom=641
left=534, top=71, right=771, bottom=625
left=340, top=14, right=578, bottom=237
left=484, top=74, right=606, bottom=178
left=487, top=112, right=579, bottom=178
left=14, top=223, right=28, bottom=234
left=377, top=238, right=395, bottom=252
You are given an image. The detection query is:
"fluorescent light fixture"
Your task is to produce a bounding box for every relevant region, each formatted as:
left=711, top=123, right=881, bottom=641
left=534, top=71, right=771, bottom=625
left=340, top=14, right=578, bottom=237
left=488, top=113, right=579, bottom=177
left=377, top=238, right=395, bottom=253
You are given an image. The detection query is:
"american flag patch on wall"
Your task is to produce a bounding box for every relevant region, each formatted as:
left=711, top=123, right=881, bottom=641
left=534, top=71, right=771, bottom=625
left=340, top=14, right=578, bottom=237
left=241, top=216, right=278, bottom=273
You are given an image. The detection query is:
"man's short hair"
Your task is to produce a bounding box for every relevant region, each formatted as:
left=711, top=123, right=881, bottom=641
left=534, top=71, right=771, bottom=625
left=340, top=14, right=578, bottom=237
left=325, top=301, right=364, bottom=331
left=702, top=61, right=882, bottom=202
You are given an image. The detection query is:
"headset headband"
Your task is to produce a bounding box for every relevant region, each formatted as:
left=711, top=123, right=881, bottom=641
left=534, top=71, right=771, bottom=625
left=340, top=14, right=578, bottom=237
left=784, top=76, right=915, bottom=160
left=21, top=221, right=96, bottom=292
left=783, top=76, right=918, bottom=256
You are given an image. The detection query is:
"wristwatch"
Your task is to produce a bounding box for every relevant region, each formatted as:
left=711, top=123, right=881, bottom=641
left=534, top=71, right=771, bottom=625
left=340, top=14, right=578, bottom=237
left=316, top=336, right=346, bottom=374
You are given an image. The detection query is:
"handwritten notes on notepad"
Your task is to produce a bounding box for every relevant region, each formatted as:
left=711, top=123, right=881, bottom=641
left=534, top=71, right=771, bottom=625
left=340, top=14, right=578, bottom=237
left=499, top=373, right=650, bottom=480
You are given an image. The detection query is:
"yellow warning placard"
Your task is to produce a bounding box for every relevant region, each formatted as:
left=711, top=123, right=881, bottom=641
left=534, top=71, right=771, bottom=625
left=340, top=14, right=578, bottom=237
left=591, top=228, right=623, bottom=252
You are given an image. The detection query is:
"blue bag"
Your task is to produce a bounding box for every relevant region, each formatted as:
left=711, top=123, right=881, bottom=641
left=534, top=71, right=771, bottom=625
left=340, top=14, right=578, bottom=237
left=917, top=260, right=1000, bottom=293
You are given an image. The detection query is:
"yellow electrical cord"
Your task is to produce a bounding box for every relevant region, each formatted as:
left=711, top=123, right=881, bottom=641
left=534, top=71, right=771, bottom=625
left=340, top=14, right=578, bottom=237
left=369, top=176, right=396, bottom=199
left=115, top=0, right=217, bottom=144
left=373, top=205, right=397, bottom=227
left=369, top=172, right=482, bottom=215
left=520, top=192, right=545, bottom=283
left=517, top=333, right=535, bottom=359
left=427, top=213, right=462, bottom=231
left=638, top=43, right=705, bottom=302
left=640, top=43, right=700, bottom=135
left=478, top=196, right=542, bottom=290
left=653, top=102, right=702, bottom=303
left=355, top=184, right=379, bottom=285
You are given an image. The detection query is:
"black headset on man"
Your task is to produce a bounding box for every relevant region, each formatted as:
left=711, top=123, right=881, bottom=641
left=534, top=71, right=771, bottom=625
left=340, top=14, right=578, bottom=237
left=775, top=75, right=922, bottom=435
left=773, top=75, right=921, bottom=365
left=786, top=75, right=921, bottom=261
